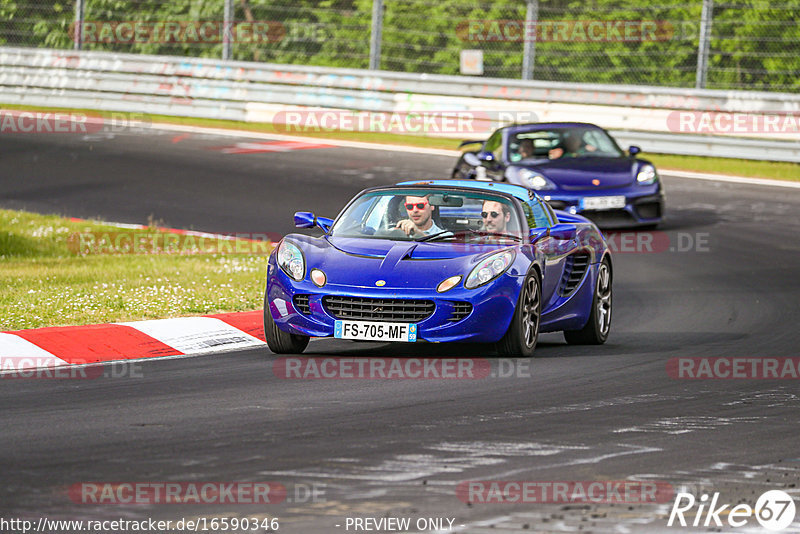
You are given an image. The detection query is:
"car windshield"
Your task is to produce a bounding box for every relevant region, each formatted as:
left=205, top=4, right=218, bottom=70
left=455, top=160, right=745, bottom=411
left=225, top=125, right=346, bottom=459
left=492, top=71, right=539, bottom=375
left=508, top=126, right=624, bottom=162
left=330, top=188, right=524, bottom=243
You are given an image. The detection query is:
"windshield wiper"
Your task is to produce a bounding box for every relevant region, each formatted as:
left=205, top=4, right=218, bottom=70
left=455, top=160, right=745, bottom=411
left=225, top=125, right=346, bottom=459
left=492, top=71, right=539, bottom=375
left=419, top=229, right=521, bottom=242
left=478, top=231, right=522, bottom=241
left=416, top=230, right=453, bottom=242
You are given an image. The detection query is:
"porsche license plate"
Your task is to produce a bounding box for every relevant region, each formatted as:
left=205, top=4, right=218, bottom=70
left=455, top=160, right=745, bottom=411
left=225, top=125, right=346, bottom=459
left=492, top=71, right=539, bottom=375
left=334, top=320, right=417, bottom=342
left=581, top=195, right=626, bottom=211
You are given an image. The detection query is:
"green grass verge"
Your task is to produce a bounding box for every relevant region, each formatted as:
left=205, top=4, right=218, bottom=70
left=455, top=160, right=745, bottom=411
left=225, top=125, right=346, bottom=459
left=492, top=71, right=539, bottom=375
left=0, top=209, right=270, bottom=331
left=648, top=154, right=800, bottom=182
left=4, top=103, right=797, bottom=181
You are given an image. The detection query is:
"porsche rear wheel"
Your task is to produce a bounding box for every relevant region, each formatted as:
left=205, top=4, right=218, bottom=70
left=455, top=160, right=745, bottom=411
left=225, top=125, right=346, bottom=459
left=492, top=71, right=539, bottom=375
left=496, top=271, right=541, bottom=357
left=564, top=258, right=612, bottom=345
left=264, top=292, right=310, bottom=354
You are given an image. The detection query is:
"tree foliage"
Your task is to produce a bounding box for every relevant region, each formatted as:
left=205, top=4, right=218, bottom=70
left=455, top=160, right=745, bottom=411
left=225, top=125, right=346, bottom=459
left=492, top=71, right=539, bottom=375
left=0, top=0, right=797, bottom=91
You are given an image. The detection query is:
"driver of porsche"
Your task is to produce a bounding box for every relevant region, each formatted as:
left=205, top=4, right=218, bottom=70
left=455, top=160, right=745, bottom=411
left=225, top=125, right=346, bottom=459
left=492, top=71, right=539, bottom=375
left=396, top=195, right=446, bottom=236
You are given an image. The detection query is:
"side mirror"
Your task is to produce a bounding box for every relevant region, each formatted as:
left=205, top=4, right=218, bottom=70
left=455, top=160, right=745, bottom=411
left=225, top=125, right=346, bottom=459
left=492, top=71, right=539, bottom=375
left=529, top=227, right=549, bottom=244
left=628, top=145, right=641, bottom=156
left=476, top=151, right=495, bottom=163
left=294, top=212, right=334, bottom=233
left=549, top=223, right=577, bottom=241
left=463, top=152, right=481, bottom=166
left=316, top=217, right=334, bottom=233
left=294, top=211, right=315, bottom=228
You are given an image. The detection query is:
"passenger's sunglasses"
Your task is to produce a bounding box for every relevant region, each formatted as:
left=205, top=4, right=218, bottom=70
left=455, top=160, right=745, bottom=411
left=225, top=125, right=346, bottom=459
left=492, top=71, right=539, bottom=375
left=405, top=201, right=428, bottom=210
left=481, top=211, right=501, bottom=218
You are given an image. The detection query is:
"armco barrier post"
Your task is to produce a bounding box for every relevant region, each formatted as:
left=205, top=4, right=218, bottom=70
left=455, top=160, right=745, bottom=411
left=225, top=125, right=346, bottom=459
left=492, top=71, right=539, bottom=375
left=369, top=0, right=384, bottom=70
left=695, top=0, right=713, bottom=89
left=73, top=0, right=84, bottom=51
left=521, top=0, right=538, bottom=80
left=223, top=0, right=234, bottom=61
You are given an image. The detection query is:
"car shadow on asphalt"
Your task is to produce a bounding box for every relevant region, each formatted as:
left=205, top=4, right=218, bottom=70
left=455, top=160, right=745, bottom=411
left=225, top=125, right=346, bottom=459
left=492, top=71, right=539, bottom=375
left=296, top=330, right=747, bottom=360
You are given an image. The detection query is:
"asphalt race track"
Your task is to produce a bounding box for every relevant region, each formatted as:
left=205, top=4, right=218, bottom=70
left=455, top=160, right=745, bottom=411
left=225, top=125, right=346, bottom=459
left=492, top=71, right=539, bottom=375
left=1, top=128, right=800, bottom=533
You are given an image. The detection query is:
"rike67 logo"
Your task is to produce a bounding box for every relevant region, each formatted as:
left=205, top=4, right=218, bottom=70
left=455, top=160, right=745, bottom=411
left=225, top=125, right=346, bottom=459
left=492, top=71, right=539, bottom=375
left=668, top=490, right=796, bottom=531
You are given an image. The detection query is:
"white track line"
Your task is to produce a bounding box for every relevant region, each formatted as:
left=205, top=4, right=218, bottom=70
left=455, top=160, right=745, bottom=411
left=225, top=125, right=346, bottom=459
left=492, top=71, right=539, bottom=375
left=660, top=168, right=800, bottom=189
left=150, top=121, right=460, bottom=157
left=150, top=121, right=800, bottom=189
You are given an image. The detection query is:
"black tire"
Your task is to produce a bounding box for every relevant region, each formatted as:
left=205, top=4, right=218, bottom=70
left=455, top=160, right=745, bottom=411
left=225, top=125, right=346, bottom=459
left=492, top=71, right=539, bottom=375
left=564, top=258, right=612, bottom=345
left=496, top=271, right=541, bottom=357
left=263, top=292, right=310, bottom=354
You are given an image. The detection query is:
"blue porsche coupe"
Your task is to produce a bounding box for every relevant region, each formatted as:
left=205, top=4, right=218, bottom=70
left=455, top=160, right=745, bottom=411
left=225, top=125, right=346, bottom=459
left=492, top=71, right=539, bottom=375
left=453, top=122, right=665, bottom=228
left=264, top=180, right=612, bottom=356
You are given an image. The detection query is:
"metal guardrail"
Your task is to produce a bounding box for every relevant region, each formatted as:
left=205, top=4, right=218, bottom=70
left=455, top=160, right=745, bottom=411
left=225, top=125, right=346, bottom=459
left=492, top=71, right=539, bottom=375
left=1, top=47, right=798, bottom=162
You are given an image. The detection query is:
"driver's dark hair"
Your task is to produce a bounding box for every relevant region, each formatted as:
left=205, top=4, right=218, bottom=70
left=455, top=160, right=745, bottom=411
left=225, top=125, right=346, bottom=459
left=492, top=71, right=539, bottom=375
left=484, top=198, right=510, bottom=215
left=402, top=193, right=439, bottom=220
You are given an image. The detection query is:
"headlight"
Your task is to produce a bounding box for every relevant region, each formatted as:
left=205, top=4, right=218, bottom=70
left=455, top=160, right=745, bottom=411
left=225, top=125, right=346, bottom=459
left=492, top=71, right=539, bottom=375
left=519, top=169, right=556, bottom=190
left=636, top=164, right=658, bottom=185
left=277, top=240, right=305, bottom=281
left=465, top=250, right=515, bottom=289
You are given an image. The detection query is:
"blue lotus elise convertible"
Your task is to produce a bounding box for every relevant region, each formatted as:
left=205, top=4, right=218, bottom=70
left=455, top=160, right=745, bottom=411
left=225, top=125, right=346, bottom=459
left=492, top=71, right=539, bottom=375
left=264, top=180, right=612, bottom=356
left=453, top=122, right=665, bottom=228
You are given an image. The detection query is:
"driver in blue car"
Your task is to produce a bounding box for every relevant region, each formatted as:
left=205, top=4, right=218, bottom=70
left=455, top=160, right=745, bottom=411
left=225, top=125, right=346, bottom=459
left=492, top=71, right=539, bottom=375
left=396, top=195, right=446, bottom=236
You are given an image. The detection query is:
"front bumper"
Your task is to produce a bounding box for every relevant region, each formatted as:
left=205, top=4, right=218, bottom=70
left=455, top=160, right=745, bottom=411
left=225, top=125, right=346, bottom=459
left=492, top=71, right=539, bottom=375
left=266, top=268, right=524, bottom=344
left=544, top=190, right=664, bottom=228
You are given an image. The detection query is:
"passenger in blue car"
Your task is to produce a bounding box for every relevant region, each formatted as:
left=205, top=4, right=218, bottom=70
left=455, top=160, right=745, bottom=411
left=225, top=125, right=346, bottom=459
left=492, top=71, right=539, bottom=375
left=396, top=195, right=446, bottom=236
left=481, top=200, right=511, bottom=234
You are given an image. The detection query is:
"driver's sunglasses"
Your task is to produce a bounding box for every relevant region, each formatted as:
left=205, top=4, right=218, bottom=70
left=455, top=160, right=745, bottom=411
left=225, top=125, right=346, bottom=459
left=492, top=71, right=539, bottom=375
left=481, top=211, right=501, bottom=218
left=405, top=201, right=428, bottom=210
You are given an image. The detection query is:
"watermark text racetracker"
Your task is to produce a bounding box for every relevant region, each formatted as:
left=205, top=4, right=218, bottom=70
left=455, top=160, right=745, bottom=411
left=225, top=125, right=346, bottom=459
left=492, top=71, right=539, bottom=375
left=0, top=111, right=150, bottom=134
left=73, top=20, right=286, bottom=44
left=272, top=110, right=539, bottom=135
left=69, top=481, right=325, bottom=505
left=457, top=20, right=676, bottom=42
left=457, top=480, right=674, bottom=504
left=602, top=231, right=711, bottom=254
left=668, top=111, right=800, bottom=134
left=273, top=357, right=535, bottom=379
left=667, top=357, right=800, bottom=379
left=540, top=229, right=711, bottom=256
left=68, top=231, right=276, bottom=255
left=1, top=360, right=143, bottom=380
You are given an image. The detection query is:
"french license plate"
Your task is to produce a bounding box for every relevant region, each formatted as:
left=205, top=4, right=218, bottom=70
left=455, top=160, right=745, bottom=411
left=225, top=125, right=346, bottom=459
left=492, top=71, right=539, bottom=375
left=581, top=195, right=626, bottom=211
left=334, top=320, right=417, bottom=342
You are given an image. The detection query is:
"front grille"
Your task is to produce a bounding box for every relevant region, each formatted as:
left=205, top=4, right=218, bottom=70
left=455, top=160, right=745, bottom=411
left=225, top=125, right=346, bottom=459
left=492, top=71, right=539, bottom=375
left=559, top=253, right=590, bottom=296
left=562, top=181, right=625, bottom=191
left=447, top=302, right=473, bottom=322
left=293, top=294, right=311, bottom=315
left=582, top=209, right=635, bottom=227
left=323, top=296, right=435, bottom=323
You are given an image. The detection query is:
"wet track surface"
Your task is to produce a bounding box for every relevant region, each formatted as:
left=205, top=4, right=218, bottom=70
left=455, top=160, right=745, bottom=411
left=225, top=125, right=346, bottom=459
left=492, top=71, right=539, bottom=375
left=1, top=129, right=799, bottom=533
